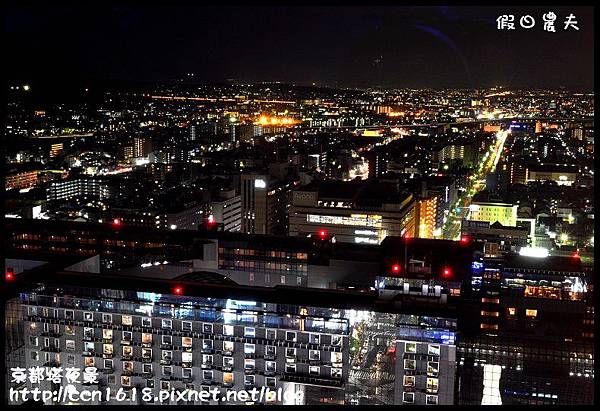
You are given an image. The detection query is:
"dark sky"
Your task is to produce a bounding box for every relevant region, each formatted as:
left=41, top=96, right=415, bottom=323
left=5, top=5, right=594, bottom=90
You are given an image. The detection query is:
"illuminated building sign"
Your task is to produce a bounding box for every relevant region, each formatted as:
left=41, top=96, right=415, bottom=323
left=307, top=214, right=383, bottom=228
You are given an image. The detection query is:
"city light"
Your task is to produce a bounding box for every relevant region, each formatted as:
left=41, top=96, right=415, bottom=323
left=255, top=115, right=298, bottom=126
left=3, top=8, right=595, bottom=407
left=519, top=246, right=549, bottom=258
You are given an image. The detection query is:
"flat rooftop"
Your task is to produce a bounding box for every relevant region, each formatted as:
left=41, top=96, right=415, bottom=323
left=296, top=180, right=412, bottom=206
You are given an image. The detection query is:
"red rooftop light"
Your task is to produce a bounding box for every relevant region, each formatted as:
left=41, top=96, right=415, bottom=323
left=572, top=252, right=580, bottom=259
left=460, top=236, right=469, bottom=244
left=318, top=229, right=327, bottom=239
left=391, top=264, right=401, bottom=274
left=6, top=269, right=14, bottom=281
left=112, top=218, right=121, bottom=226
left=173, top=286, right=184, bottom=295
left=442, top=267, right=452, bottom=278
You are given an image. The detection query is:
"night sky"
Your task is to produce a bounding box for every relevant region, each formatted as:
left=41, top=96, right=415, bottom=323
left=5, top=5, right=594, bottom=90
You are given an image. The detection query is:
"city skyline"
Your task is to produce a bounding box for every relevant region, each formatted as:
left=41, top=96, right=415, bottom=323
left=3, top=3, right=594, bottom=407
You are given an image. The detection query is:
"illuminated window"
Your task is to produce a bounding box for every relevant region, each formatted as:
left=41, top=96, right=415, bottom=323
left=244, top=343, right=255, bottom=355
left=103, top=329, right=113, bottom=340
left=428, top=345, right=440, bottom=356
left=223, top=341, right=234, bottom=354
left=481, top=311, right=500, bottom=317
left=427, top=361, right=440, bottom=376
left=223, top=372, right=233, bottom=384
left=426, top=377, right=439, bottom=394
left=307, top=213, right=383, bottom=228
left=103, top=344, right=113, bottom=356
left=526, top=309, right=538, bottom=318
left=405, top=342, right=417, bottom=353
left=331, top=351, right=343, bottom=365
left=507, top=307, right=517, bottom=316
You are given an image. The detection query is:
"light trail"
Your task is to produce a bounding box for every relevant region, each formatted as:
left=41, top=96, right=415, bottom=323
left=440, top=129, right=509, bottom=240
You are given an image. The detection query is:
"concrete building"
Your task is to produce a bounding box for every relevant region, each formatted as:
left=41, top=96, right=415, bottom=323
left=47, top=178, right=111, bottom=202
left=209, top=189, right=241, bottom=232
left=133, top=137, right=152, bottom=158
left=433, top=143, right=475, bottom=166
left=468, top=202, right=518, bottom=227
left=527, top=164, right=578, bottom=187
left=15, top=283, right=349, bottom=405
left=241, top=174, right=298, bottom=236
left=394, top=339, right=457, bottom=405
left=289, top=180, right=416, bottom=244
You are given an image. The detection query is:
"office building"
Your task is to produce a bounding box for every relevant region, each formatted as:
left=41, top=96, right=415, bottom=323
left=417, top=196, right=438, bottom=239
left=133, top=137, right=152, bottom=158
left=50, top=143, right=64, bottom=158
left=458, top=254, right=593, bottom=405
left=394, top=338, right=457, bottom=405
left=241, top=174, right=297, bottom=236
left=433, top=144, right=475, bottom=166
left=289, top=180, right=416, bottom=244
left=10, top=278, right=350, bottom=405
left=209, top=190, right=242, bottom=232
left=46, top=178, right=111, bottom=202
left=468, top=202, right=518, bottom=227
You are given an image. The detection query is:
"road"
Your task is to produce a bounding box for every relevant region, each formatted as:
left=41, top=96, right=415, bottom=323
left=441, top=129, right=510, bottom=240
left=33, top=133, right=94, bottom=139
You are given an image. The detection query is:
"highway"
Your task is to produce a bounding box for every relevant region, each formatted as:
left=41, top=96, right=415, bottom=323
left=440, top=129, right=510, bottom=240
